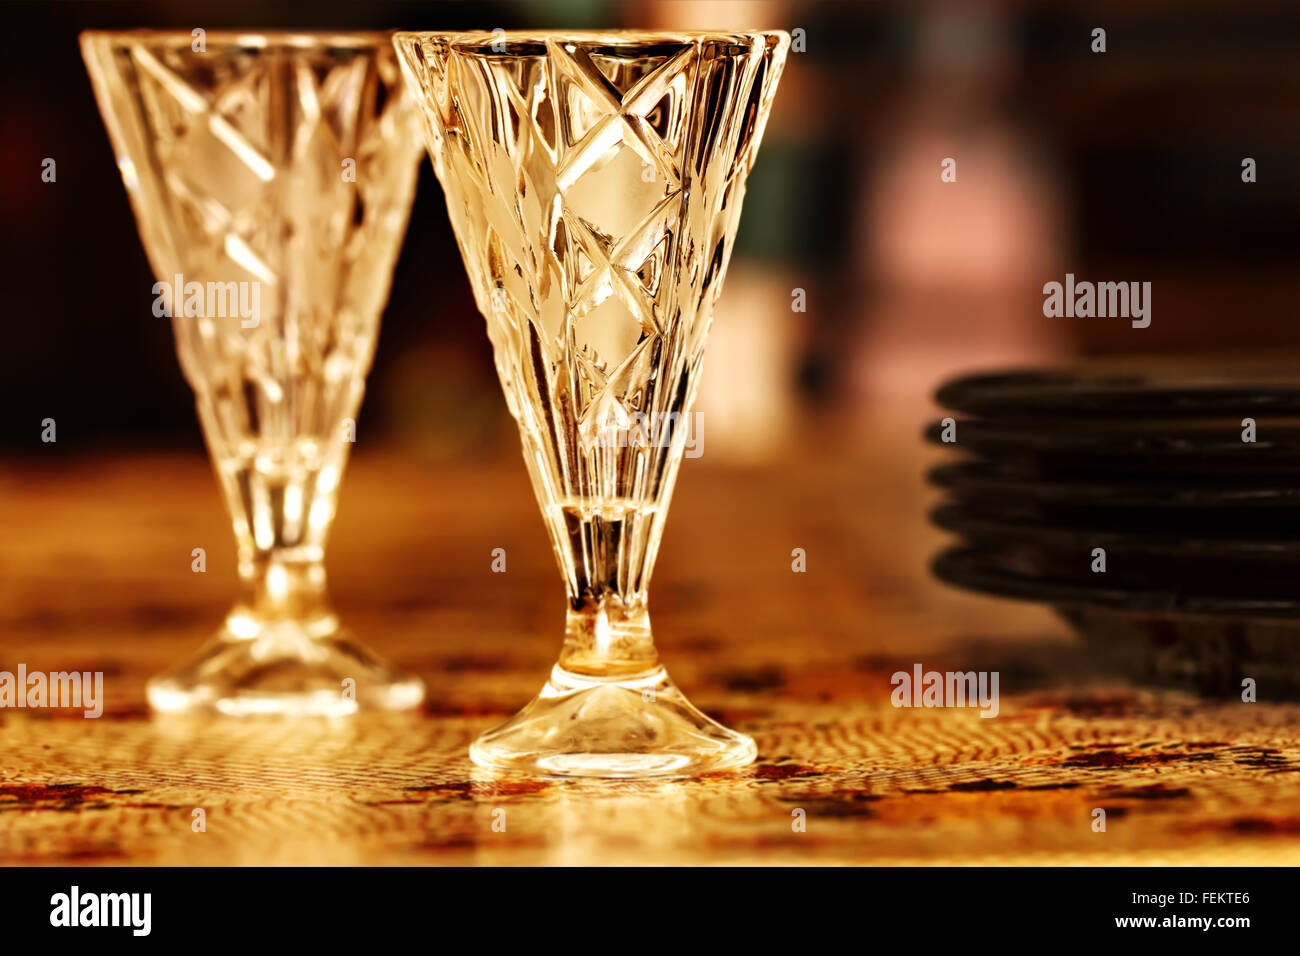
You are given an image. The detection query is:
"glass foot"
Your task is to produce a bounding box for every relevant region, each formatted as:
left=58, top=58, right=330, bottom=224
left=469, top=665, right=756, bottom=778
left=147, top=622, right=425, bottom=717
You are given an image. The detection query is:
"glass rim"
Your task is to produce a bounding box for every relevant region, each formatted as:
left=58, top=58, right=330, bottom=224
left=391, top=28, right=789, bottom=47
left=78, top=28, right=397, bottom=49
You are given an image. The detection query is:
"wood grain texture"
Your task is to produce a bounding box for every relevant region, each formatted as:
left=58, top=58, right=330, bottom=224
left=2, top=440, right=1299, bottom=865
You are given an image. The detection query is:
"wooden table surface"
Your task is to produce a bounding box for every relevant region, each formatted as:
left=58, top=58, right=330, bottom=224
left=3, top=431, right=1300, bottom=865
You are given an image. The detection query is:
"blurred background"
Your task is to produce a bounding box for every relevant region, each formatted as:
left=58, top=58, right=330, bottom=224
left=5, top=0, right=1299, bottom=462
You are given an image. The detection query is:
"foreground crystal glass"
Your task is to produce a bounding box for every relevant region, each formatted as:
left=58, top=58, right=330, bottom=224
left=82, top=31, right=425, bottom=715
left=396, top=30, right=788, bottom=775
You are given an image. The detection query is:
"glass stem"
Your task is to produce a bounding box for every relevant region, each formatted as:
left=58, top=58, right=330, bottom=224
left=230, top=547, right=336, bottom=636
left=560, top=590, right=659, bottom=677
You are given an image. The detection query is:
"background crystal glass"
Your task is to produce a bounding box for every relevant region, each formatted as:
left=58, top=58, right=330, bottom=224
left=396, top=29, right=788, bottom=776
left=81, top=30, right=425, bottom=715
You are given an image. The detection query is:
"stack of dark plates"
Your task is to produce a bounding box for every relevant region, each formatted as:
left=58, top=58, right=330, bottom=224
left=927, top=363, right=1300, bottom=698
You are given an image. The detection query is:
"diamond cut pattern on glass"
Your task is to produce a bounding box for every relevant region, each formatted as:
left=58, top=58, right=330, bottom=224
left=397, top=29, right=788, bottom=778
left=82, top=32, right=425, bottom=714
left=397, top=31, right=780, bottom=606
left=398, top=32, right=787, bottom=608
